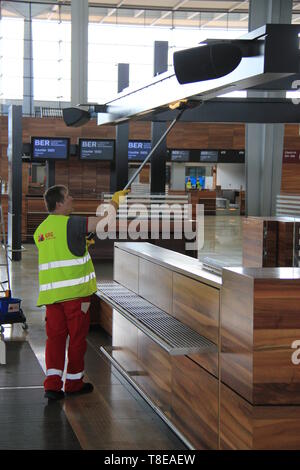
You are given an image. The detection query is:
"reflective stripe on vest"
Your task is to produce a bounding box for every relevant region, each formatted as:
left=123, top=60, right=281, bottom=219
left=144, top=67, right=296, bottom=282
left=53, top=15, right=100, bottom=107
left=40, top=272, right=96, bottom=292
left=39, top=253, right=91, bottom=271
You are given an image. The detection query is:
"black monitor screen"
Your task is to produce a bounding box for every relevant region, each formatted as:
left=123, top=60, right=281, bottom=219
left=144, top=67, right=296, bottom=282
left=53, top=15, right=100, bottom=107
left=31, top=137, right=70, bottom=160
left=171, top=150, right=190, bottom=162
left=79, top=139, right=115, bottom=161
left=219, top=149, right=245, bottom=163
left=128, top=141, right=151, bottom=161
left=200, top=150, right=219, bottom=162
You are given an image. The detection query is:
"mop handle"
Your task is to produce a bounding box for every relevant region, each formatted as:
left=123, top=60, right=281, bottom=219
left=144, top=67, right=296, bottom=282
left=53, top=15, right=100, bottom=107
left=123, top=108, right=185, bottom=191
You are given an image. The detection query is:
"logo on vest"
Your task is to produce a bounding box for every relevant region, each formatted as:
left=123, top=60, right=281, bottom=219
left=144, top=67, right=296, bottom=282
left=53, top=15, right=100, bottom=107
left=38, top=232, right=54, bottom=242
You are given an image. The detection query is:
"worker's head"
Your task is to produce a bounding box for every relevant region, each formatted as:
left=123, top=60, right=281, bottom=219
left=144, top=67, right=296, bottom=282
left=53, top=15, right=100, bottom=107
left=44, top=185, right=73, bottom=215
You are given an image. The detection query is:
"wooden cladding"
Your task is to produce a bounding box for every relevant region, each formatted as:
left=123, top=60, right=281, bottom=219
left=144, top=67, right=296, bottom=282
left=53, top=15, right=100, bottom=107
left=221, top=267, right=300, bottom=405
left=107, top=243, right=300, bottom=449
left=2, top=116, right=300, bottom=195
left=242, top=217, right=295, bottom=268
left=220, top=382, right=300, bottom=450
left=173, top=273, right=219, bottom=345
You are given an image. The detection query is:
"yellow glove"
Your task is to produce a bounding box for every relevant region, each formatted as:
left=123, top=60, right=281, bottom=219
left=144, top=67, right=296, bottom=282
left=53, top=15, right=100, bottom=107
left=86, top=238, right=95, bottom=248
left=111, top=189, right=130, bottom=207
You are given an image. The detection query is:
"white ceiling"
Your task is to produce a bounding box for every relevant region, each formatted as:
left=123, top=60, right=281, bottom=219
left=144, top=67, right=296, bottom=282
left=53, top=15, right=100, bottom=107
left=2, top=1, right=300, bottom=29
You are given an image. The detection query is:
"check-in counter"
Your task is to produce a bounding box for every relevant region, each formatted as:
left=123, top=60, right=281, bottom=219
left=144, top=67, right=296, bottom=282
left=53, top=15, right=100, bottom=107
left=97, top=242, right=300, bottom=450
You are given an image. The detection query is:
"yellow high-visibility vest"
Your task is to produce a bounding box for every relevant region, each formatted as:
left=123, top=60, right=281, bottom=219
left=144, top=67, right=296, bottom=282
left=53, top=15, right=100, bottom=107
left=34, top=215, right=97, bottom=306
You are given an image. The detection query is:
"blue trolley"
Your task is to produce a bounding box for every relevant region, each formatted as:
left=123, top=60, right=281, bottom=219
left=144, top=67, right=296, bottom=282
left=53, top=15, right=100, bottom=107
left=0, top=185, right=27, bottom=333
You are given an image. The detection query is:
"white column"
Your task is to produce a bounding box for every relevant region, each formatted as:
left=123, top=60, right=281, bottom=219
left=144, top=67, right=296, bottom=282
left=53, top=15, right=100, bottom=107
left=71, top=0, right=89, bottom=105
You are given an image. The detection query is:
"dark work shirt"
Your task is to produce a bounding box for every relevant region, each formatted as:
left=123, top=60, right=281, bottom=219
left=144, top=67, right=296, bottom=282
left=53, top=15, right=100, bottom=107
left=67, top=216, right=88, bottom=257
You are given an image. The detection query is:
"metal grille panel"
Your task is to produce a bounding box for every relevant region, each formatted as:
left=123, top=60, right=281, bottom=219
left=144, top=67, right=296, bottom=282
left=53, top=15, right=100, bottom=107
left=97, top=281, right=217, bottom=356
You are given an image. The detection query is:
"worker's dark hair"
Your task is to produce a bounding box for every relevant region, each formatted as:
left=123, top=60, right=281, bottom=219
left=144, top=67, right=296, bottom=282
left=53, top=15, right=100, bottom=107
left=44, top=185, right=67, bottom=213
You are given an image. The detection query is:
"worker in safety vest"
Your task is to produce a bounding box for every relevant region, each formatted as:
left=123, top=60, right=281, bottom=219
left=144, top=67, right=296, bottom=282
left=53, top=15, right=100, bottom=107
left=186, top=177, right=192, bottom=190
left=34, top=185, right=129, bottom=401
left=196, top=177, right=201, bottom=190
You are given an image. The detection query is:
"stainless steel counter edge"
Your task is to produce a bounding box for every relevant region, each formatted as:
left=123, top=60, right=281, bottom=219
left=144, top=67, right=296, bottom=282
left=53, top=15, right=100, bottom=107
left=114, top=242, right=222, bottom=289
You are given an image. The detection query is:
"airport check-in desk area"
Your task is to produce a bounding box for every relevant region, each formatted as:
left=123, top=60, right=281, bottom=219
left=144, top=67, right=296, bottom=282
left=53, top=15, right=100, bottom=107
left=97, top=242, right=300, bottom=450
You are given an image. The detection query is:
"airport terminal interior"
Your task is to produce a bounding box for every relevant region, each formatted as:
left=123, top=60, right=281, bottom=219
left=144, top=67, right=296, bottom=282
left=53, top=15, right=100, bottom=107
left=2, top=0, right=300, bottom=451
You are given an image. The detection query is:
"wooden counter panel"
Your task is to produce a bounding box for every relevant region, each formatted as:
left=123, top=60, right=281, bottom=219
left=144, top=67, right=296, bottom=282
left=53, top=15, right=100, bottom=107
left=112, top=310, right=140, bottom=373
left=221, top=270, right=254, bottom=403
left=98, top=298, right=113, bottom=335
left=138, top=258, right=172, bottom=314
left=242, top=219, right=277, bottom=268
left=171, top=356, right=219, bottom=450
left=187, top=351, right=219, bottom=378
left=220, top=383, right=253, bottom=450
left=136, top=330, right=172, bottom=413
left=173, top=272, right=219, bottom=345
left=254, top=406, right=300, bottom=450
left=222, top=269, right=300, bottom=405
left=254, top=279, right=300, bottom=329
left=242, top=218, right=264, bottom=267
left=278, top=221, right=294, bottom=267
left=220, top=382, right=300, bottom=450
left=114, top=247, right=139, bottom=294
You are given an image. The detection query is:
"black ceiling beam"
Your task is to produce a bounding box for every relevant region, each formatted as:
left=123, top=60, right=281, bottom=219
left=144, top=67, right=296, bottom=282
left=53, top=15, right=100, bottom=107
left=136, top=98, right=300, bottom=123
left=96, top=24, right=300, bottom=127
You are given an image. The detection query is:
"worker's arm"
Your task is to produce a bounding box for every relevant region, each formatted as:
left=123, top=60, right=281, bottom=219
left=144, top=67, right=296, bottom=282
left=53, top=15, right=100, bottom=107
left=87, top=190, right=129, bottom=233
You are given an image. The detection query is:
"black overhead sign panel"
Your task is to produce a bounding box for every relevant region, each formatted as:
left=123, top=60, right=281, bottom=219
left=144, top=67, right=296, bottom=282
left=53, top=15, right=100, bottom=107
left=218, top=150, right=245, bottom=163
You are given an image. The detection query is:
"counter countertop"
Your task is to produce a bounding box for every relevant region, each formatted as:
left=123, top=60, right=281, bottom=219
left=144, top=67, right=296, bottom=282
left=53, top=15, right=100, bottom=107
left=224, top=266, right=300, bottom=280
left=115, top=242, right=222, bottom=288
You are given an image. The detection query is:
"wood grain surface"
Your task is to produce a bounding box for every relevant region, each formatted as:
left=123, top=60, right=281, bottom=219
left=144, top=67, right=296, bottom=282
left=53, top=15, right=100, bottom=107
left=173, top=272, right=219, bottom=344
left=138, top=258, right=172, bottom=314
left=220, top=382, right=300, bottom=450
left=221, top=267, right=300, bottom=405
left=136, top=329, right=172, bottom=413
left=114, top=247, right=139, bottom=293
left=171, top=356, right=219, bottom=449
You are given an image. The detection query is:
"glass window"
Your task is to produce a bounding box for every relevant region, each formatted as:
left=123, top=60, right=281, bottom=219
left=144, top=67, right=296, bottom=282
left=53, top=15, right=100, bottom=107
left=0, top=16, right=24, bottom=100
left=32, top=12, right=71, bottom=102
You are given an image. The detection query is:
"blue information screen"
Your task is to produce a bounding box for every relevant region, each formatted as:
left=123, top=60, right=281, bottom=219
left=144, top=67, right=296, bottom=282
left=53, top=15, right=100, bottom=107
left=128, top=141, right=151, bottom=161
left=32, top=137, right=69, bottom=160
left=79, top=139, right=114, bottom=161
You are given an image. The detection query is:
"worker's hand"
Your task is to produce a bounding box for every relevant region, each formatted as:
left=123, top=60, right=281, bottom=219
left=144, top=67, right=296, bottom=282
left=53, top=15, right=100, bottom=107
left=111, top=189, right=130, bottom=207
left=86, top=238, right=95, bottom=248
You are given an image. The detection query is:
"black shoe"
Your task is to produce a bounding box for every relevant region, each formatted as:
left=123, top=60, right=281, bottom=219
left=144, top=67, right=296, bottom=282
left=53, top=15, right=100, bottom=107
left=44, top=390, right=65, bottom=401
left=65, top=382, right=94, bottom=396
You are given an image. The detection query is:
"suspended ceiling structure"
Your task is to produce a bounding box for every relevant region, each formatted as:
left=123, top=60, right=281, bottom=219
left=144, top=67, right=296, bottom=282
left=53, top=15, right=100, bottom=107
left=2, top=1, right=300, bottom=29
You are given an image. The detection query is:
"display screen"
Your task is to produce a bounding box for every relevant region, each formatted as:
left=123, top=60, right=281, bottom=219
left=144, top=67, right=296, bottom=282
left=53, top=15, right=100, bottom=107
left=219, top=149, right=245, bottom=163
left=79, top=139, right=115, bottom=161
left=171, top=150, right=190, bottom=162
left=200, top=150, right=219, bottom=162
left=128, top=141, right=151, bottom=161
left=31, top=137, right=70, bottom=160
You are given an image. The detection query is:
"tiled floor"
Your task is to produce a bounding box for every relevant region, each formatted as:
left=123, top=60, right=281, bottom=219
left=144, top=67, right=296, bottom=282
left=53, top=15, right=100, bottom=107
left=0, top=216, right=244, bottom=450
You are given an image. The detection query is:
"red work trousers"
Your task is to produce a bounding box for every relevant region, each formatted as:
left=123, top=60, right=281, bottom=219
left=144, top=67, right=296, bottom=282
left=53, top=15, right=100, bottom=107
left=44, top=296, right=91, bottom=393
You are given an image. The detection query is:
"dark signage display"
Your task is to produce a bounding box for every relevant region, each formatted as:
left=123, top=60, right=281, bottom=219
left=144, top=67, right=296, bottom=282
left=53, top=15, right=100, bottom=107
left=171, top=149, right=190, bottom=162
left=31, top=137, right=70, bottom=160
left=200, top=150, right=219, bottom=162
left=128, top=141, right=151, bottom=161
left=79, top=139, right=115, bottom=161
left=283, top=150, right=300, bottom=163
left=218, top=149, right=245, bottom=163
